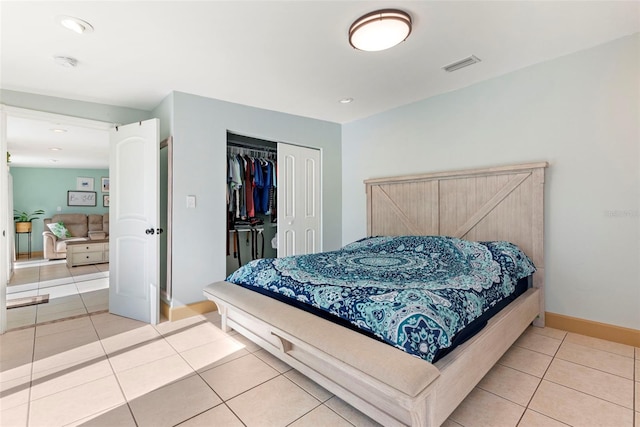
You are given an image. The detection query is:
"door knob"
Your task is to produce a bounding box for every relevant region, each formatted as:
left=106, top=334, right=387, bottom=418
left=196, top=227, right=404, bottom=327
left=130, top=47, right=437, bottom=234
left=145, top=228, right=155, bottom=235
left=156, top=228, right=164, bottom=234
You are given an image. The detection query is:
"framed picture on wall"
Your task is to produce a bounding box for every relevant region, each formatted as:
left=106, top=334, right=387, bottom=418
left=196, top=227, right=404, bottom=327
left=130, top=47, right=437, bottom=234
left=101, top=177, right=109, bottom=193
left=103, top=195, right=110, bottom=207
left=68, top=191, right=97, bottom=206
left=77, top=177, right=94, bottom=191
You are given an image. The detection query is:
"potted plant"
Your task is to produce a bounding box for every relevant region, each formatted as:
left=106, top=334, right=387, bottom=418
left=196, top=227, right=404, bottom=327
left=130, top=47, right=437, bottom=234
left=14, top=209, right=45, bottom=233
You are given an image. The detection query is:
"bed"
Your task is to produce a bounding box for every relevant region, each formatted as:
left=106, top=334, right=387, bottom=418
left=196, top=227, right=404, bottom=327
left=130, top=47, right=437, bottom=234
left=203, top=162, right=547, bottom=426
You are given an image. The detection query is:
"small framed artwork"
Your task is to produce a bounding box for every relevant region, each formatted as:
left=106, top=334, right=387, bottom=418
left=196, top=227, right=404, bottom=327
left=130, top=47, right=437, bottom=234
left=103, top=195, right=110, bottom=207
left=68, top=191, right=97, bottom=207
left=101, top=177, right=110, bottom=193
left=76, top=177, right=94, bottom=191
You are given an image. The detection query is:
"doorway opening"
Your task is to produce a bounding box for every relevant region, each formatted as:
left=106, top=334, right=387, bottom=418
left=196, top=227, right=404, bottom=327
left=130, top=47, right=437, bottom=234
left=3, top=108, right=112, bottom=331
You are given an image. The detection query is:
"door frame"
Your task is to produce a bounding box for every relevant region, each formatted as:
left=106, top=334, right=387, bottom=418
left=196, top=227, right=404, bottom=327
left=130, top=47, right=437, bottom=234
left=160, top=136, right=173, bottom=303
left=1, top=108, right=8, bottom=334
left=0, top=105, right=113, bottom=334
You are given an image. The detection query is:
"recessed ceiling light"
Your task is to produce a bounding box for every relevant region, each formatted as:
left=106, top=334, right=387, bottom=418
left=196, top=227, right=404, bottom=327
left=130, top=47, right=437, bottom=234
left=53, top=56, right=78, bottom=68
left=50, top=128, right=67, bottom=133
left=50, top=159, right=59, bottom=163
left=56, top=15, right=94, bottom=34
left=49, top=147, right=62, bottom=151
left=339, top=98, right=354, bottom=104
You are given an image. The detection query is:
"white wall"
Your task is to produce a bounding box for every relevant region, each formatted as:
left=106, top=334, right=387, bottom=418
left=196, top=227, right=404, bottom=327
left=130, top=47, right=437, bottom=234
left=342, top=34, right=640, bottom=330
left=169, top=92, right=342, bottom=308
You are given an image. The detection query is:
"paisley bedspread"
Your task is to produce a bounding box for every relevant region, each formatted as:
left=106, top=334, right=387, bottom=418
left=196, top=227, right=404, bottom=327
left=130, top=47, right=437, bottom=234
left=226, top=236, right=536, bottom=363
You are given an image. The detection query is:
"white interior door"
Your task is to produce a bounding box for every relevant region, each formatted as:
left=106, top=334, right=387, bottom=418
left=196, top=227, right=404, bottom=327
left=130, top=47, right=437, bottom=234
left=109, top=119, right=160, bottom=324
left=277, top=143, right=321, bottom=256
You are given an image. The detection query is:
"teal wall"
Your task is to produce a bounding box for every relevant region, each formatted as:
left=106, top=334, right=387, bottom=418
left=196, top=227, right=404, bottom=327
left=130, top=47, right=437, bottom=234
left=11, top=167, right=109, bottom=253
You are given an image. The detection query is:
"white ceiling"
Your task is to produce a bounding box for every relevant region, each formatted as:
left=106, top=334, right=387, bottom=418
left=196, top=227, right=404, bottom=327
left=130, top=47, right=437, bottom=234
left=6, top=115, right=110, bottom=169
left=2, top=1, right=639, bottom=168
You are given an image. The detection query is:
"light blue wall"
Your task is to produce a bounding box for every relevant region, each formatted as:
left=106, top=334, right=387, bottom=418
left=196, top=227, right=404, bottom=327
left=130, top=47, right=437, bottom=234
left=10, top=167, right=109, bottom=252
left=342, top=34, right=640, bottom=330
left=151, top=93, right=174, bottom=142
left=169, top=91, right=342, bottom=307
left=2, top=88, right=342, bottom=310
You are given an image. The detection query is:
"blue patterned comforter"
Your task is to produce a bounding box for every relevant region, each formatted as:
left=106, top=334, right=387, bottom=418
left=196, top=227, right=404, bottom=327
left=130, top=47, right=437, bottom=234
left=226, top=236, right=535, bottom=362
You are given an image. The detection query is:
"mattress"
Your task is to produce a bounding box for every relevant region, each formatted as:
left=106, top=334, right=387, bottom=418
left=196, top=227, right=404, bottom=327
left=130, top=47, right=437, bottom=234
left=226, top=235, right=536, bottom=362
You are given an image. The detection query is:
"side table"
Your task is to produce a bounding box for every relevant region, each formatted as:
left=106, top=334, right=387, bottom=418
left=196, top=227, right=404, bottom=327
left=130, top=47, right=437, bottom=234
left=15, top=231, right=32, bottom=259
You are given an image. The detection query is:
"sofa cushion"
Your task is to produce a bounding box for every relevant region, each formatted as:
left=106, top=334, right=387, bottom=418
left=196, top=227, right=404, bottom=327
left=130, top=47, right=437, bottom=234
left=47, top=222, right=71, bottom=239
left=51, top=213, right=89, bottom=237
left=89, top=214, right=108, bottom=236
left=88, top=231, right=106, bottom=240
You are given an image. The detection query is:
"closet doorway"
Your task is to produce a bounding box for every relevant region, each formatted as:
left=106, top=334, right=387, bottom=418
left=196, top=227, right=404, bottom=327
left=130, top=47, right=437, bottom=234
left=225, top=132, right=321, bottom=276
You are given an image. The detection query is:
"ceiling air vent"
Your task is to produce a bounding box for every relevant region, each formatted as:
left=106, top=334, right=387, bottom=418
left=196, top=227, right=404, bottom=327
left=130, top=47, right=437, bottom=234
left=442, top=55, right=481, bottom=73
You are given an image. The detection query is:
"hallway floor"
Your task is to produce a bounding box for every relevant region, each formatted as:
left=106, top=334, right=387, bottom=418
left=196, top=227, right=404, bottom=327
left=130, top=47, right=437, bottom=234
left=6, top=259, right=109, bottom=330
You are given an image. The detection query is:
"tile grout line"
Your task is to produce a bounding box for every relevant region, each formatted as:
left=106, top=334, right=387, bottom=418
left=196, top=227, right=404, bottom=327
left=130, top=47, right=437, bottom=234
left=154, top=320, right=251, bottom=426
left=552, top=348, right=636, bottom=382
left=26, top=321, right=38, bottom=427
left=527, top=329, right=636, bottom=380
left=513, top=329, right=567, bottom=426
left=87, top=312, right=140, bottom=427
left=524, top=330, right=636, bottom=424
left=168, top=325, right=352, bottom=427
left=539, top=376, right=635, bottom=413
left=162, top=326, right=227, bottom=419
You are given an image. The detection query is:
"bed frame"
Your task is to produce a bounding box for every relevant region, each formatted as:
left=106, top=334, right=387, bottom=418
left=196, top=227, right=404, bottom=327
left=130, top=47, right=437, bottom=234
left=204, top=162, right=548, bottom=426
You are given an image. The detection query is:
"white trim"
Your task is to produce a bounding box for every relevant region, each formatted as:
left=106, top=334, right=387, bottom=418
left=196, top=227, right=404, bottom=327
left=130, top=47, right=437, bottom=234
left=0, top=105, right=116, bottom=131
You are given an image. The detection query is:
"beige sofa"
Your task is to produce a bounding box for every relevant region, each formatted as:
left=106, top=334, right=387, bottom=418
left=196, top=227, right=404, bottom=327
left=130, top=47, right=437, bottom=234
left=43, top=213, right=109, bottom=260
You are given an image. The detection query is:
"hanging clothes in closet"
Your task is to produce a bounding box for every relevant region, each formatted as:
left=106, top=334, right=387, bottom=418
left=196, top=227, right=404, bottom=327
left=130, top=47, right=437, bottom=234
left=227, top=149, right=277, bottom=222
left=226, top=145, right=277, bottom=268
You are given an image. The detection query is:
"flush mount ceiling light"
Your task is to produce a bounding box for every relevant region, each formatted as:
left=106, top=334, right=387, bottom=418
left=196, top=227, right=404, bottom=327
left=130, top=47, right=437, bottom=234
left=339, top=97, right=354, bottom=104
left=56, top=15, right=94, bottom=34
left=53, top=56, right=78, bottom=68
left=349, top=9, right=412, bottom=52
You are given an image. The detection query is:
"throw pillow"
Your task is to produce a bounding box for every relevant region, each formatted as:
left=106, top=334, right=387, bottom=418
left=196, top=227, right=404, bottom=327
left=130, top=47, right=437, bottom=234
left=47, top=222, right=71, bottom=239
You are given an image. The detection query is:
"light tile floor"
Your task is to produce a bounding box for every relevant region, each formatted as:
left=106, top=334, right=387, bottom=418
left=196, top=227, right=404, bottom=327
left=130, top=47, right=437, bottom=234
left=6, top=259, right=109, bottom=330
left=1, top=309, right=637, bottom=426
left=3, top=260, right=638, bottom=426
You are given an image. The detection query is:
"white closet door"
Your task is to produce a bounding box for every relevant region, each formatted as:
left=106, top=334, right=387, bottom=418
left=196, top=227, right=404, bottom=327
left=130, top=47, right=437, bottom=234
left=277, top=143, right=321, bottom=256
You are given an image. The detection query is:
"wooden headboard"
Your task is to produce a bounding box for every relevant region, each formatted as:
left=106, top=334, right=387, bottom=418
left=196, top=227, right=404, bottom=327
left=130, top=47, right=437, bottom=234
left=365, top=162, right=548, bottom=325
